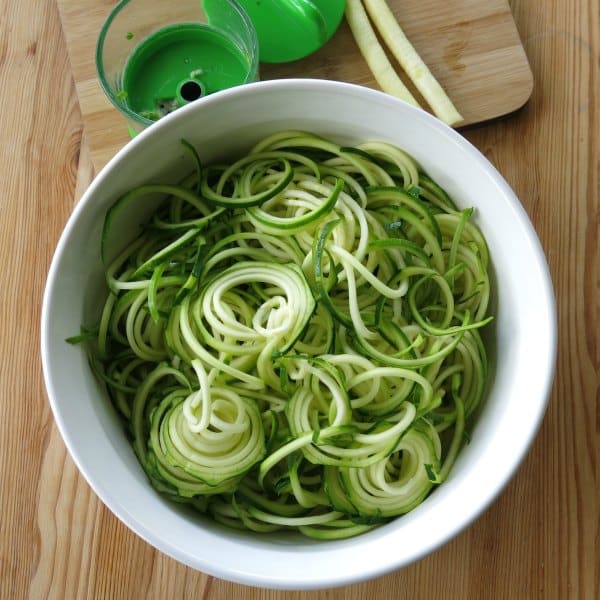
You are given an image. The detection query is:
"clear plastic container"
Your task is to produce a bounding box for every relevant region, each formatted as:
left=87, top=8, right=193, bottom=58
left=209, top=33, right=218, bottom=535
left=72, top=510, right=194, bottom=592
left=96, top=0, right=259, bottom=133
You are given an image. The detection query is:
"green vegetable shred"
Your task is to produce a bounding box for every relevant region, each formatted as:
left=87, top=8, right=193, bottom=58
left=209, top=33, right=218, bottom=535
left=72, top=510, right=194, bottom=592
left=81, top=131, right=493, bottom=540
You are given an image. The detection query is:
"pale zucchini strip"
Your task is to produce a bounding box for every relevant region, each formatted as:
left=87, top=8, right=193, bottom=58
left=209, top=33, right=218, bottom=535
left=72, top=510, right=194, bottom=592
left=345, top=0, right=421, bottom=108
left=362, top=0, right=463, bottom=125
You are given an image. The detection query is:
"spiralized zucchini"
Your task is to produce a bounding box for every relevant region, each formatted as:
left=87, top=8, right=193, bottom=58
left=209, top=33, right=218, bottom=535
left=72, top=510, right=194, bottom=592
left=87, top=131, right=493, bottom=539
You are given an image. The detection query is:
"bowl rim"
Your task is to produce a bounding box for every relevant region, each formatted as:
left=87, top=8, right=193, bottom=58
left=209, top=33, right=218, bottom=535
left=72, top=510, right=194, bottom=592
left=41, top=78, right=557, bottom=590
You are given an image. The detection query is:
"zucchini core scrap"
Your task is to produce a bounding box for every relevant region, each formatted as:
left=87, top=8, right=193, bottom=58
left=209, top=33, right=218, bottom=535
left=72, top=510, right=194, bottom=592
left=79, top=131, right=493, bottom=539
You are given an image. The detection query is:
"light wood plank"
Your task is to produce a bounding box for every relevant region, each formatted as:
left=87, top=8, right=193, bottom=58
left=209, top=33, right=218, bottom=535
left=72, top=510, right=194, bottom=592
left=56, top=0, right=533, bottom=172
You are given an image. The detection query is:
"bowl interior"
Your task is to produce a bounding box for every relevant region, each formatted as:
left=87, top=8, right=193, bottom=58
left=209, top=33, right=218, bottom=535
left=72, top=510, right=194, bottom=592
left=41, top=79, right=556, bottom=590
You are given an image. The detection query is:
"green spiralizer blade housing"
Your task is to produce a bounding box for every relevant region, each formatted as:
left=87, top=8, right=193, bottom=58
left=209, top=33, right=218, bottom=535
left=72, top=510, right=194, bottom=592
left=122, top=23, right=251, bottom=121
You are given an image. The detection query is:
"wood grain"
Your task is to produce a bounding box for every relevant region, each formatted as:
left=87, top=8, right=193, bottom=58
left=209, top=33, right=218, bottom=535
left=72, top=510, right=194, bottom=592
left=56, top=0, right=533, bottom=173
left=0, top=0, right=597, bottom=599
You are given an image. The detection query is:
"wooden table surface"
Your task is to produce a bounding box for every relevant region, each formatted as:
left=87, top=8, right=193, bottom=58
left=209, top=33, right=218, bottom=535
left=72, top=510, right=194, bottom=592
left=1, top=0, right=597, bottom=598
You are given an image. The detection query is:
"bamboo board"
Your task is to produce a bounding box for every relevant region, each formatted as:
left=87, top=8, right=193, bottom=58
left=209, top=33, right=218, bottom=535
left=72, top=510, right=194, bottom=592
left=57, top=0, right=533, bottom=172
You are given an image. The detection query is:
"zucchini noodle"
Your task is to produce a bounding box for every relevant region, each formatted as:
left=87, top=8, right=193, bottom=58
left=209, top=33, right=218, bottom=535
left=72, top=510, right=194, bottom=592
left=84, top=131, right=493, bottom=540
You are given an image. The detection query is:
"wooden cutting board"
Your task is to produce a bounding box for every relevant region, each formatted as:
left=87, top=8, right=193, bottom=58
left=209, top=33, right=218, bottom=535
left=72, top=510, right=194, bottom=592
left=56, top=0, right=533, bottom=173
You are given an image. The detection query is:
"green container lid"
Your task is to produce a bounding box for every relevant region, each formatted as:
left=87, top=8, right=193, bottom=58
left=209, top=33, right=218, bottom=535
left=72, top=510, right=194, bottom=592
left=238, top=0, right=346, bottom=63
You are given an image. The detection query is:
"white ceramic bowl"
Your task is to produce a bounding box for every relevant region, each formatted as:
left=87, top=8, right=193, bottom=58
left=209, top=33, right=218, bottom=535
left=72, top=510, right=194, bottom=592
left=41, top=79, right=556, bottom=590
